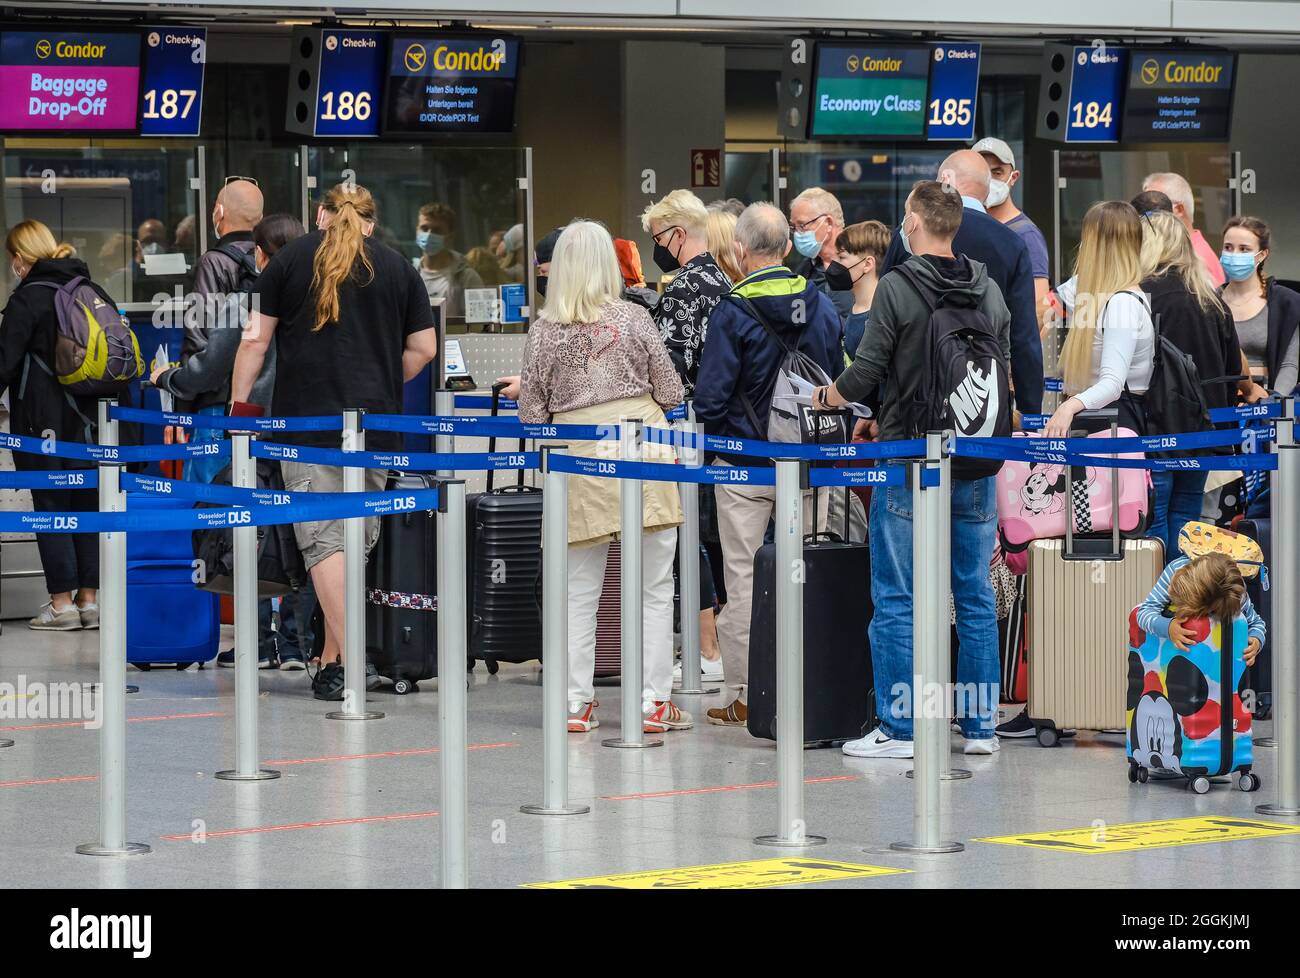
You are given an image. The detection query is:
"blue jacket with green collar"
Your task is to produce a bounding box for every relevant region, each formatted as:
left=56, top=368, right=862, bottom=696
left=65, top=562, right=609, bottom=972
left=692, top=266, right=843, bottom=465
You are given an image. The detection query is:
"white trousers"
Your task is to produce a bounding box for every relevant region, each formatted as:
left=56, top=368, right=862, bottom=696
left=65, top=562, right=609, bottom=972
left=567, top=527, right=677, bottom=707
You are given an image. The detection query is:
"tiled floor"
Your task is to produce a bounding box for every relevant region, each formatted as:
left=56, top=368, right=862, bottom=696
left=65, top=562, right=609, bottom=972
left=1, top=623, right=1296, bottom=889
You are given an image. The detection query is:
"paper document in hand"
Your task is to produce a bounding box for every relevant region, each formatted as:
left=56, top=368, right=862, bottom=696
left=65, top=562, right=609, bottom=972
left=777, top=373, right=873, bottom=418
left=151, top=345, right=174, bottom=414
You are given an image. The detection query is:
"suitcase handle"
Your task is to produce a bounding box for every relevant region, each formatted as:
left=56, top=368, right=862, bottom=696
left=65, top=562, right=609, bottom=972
left=1064, top=410, right=1123, bottom=561
left=487, top=382, right=528, bottom=493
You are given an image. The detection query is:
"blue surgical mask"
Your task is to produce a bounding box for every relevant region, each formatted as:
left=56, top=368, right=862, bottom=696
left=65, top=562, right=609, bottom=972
left=899, top=214, right=915, bottom=256
left=793, top=229, right=822, bottom=259
left=417, top=230, right=444, bottom=255
left=1221, top=251, right=1258, bottom=282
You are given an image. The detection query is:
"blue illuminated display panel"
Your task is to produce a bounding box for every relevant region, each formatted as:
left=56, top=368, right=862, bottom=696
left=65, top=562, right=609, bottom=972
left=314, top=30, right=386, bottom=138
left=926, top=42, right=981, bottom=141
left=1066, top=45, right=1128, bottom=143
left=140, top=27, right=206, bottom=137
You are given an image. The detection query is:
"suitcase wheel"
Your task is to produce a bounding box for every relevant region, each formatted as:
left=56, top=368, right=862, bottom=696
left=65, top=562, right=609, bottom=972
left=393, top=679, right=416, bottom=695
left=486, top=660, right=500, bottom=676
left=1188, top=775, right=1212, bottom=795
left=1136, top=767, right=1149, bottom=784
left=1238, top=772, right=1261, bottom=793
left=1127, top=760, right=1139, bottom=783
left=1035, top=725, right=1060, bottom=748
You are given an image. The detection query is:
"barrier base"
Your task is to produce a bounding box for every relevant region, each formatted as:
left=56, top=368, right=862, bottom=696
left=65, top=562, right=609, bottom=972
left=215, top=769, right=282, bottom=782
left=1254, top=737, right=1277, bottom=748
left=754, top=833, right=827, bottom=848
left=325, top=710, right=385, bottom=721
left=1255, top=803, right=1300, bottom=817
left=76, top=842, right=151, bottom=857
left=519, top=803, right=591, bottom=816
left=126, top=685, right=139, bottom=694
left=674, top=684, right=722, bottom=696
left=889, top=840, right=964, bottom=854
left=601, top=738, right=663, bottom=749
left=0, top=738, right=13, bottom=749
left=906, top=768, right=973, bottom=781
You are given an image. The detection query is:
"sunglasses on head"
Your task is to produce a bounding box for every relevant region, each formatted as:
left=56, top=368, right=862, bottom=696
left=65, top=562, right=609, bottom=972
left=223, top=175, right=259, bottom=187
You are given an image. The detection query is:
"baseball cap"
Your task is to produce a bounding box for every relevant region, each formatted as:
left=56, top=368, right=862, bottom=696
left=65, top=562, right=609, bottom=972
left=534, top=227, right=564, bottom=265
left=971, top=137, right=1015, bottom=169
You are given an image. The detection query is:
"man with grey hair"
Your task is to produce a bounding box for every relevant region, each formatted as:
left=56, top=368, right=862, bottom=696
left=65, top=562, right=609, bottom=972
left=693, top=202, right=844, bottom=726
left=790, top=186, right=853, bottom=317
left=1142, top=171, right=1225, bottom=286
left=881, top=149, right=1043, bottom=415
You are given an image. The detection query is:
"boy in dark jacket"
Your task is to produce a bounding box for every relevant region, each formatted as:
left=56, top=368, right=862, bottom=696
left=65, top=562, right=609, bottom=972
left=817, top=180, right=1010, bottom=758
left=692, top=202, right=842, bottom=726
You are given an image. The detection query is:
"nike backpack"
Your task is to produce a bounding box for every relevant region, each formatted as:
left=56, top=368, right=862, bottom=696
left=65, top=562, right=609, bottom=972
left=894, top=263, right=1011, bottom=479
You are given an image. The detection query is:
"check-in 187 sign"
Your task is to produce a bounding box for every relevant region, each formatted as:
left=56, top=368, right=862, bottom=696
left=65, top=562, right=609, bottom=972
left=140, top=27, right=206, bottom=137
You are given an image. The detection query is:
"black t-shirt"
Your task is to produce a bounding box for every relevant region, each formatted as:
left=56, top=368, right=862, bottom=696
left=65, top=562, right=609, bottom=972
left=255, top=230, right=435, bottom=448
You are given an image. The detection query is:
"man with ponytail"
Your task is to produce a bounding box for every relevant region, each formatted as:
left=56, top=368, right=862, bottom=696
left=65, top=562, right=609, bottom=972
left=232, top=183, right=438, bottom=700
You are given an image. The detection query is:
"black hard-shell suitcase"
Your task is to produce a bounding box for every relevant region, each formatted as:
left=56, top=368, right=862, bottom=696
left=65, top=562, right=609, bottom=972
left=1238, top=517, right=1272, bottom=718
left=364, top=473, right=452, bottom=693
left=466, top=385, right=544, bottom=673
left=746, top=415, right=875, bottom=747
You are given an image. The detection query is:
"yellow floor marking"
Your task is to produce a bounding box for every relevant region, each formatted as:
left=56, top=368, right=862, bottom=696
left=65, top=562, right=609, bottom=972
left=976, top=816, right=1300, bottom=854
left=525, top=857, right=909, bottom=889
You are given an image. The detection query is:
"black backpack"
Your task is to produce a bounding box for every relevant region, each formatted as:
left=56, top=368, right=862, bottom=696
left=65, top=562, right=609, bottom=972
left=894, top=263, right=1011, bottom=479
left=212, top=243, right=259, bottom=296
left=1138, top=293, right=1212, bottom=450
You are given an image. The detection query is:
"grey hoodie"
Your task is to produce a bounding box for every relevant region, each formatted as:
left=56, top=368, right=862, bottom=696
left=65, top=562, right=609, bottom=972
left=836, top=253, right=1011, bottom=444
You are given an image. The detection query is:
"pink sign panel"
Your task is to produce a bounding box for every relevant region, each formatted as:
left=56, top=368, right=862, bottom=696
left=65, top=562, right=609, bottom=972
left=0, top=65, right=141, bottom=131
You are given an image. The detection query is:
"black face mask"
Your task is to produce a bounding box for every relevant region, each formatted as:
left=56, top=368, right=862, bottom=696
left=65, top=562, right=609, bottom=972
left=536, top=275, right=548, bottom=298
left=653, top=241, right=681, bottom=275
left=824, top=257, right=863, bottom=292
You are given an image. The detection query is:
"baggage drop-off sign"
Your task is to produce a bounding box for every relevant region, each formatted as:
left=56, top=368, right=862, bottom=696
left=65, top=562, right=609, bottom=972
left=525, top=857, right=908, bottom=889
left=977, top=816, right=1300, bottom=854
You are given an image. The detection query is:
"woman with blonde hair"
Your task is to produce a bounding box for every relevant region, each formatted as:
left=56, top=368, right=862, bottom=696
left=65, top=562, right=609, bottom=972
left=1139, top=210, right=1245, bottom=555
left=1046, top=201, right=1154, bottom=438
left=706, top=207, right=742, bottom=284
left=517, top=219, right=692, bottom=735
left=231, top=183, right=439, bottom=700
left=1, top=221, right=103, bottom=630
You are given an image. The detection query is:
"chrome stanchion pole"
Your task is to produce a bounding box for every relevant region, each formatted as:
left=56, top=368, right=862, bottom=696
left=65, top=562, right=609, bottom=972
left=434, top=389, right=455, bottom=480
left=522, top=447, right=590, bottom=816
left=604, top=418, right=661, bottom=749
left=892, top=432, right=963, bottom=854
left=1256, top=402, right=1291, bottom=749
left=675, top=406, right=718, bottom=696
left=78, top=399, right=149, bottom=856
left=215, top=431, right=280, bottom=782
left=756, top=458, right=826, bottom=847
left=327, top=408, right=383, bottom=721
left=1258, top=412, right=1300, bottom=816
left=437, top=479, right=470, bottom=886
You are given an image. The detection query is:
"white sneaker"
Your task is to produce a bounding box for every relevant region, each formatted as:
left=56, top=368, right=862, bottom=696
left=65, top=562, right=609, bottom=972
left=842, top=726, right=913, bottom=759
left=963, top=736, right=1000, bottom=755
left=29, top=603, right=82, bottom=631
left=673, top=657, right=725, bottom=683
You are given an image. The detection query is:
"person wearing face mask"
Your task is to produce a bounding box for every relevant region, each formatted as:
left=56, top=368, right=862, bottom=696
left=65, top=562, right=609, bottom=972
left=788, top=187, right=853, bottom=318
left=1142, top=172, right=1225, bottom=288
left=414, top=202, right=483, bottom=320
left=1221, top=215, right=1300, bottom=398
left=1, top=222, right=105, bottom=632
left=826, top=219, right=890, bottom=366
left=973, top=138, right=1051, bottom=334
left=882, top=150, right=1043, bottom=417
left=641, top=189, right=731, bottom=394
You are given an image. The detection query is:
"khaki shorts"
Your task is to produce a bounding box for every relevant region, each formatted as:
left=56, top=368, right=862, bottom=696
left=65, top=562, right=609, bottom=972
left=280, top=461, right=388, bottom=571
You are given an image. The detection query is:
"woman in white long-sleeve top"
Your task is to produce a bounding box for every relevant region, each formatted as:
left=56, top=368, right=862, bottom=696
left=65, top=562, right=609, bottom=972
left=1046, top=201, right=1155, bottom=438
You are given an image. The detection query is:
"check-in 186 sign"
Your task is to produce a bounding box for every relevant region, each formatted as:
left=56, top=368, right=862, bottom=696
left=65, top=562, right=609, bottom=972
left=691, top=149, right=720, bottom=189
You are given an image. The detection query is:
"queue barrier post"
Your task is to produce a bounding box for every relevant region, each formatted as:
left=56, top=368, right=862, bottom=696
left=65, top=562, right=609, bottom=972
left=327, top=408, right=383, bottom=722
left=434, top=389, right=455, bottom=479
left=521, top=447, right=590, bottom=816
left=215, top=431, right=280, bottom=782
left=891, top=431, right=964, bottom=855
left=436, top=479, right=471, bottom=887
left=1255, top=402, right=1291, bottom=749
left=675, top=404, right=718, bottom=696
left=603, top=418, right=662, bottom=750
left=755, top=457, right=826, bottom=848
left=1258, top=398, right=1300, bottom=816
left=77, top=399, right=149, bottom=857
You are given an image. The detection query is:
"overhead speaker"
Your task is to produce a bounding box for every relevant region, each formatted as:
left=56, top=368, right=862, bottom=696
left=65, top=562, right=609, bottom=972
left=1035, top=43, right=1077, bottom=142
left=777, top=36, right=815, bottom=141
left=285, top=27, right=324, bottom=137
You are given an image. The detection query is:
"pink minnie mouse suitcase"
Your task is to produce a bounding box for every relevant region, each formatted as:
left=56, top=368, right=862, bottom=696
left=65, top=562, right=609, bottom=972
left=997, top=427, right=1151, bottom=574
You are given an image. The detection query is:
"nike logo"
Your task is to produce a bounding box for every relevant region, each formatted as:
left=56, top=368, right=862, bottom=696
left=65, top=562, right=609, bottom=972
left=949, top=360, right=999, bottom=438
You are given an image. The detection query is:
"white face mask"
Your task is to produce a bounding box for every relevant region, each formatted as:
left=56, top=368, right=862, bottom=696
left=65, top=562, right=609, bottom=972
left=985, top=178, right=1011, bottom=209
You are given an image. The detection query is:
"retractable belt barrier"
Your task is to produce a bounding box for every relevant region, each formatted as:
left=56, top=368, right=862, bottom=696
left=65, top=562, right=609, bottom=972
left=109, top=405, right=343, bottom=433
left=250, top=439, right=539, bottom=472
left=364, top=413, right=612, bottom=441
left=1, top=430, right=230, bottom=464
left=951, top=438, right=1278, bottom=472
left=450, top=394, right=688, bottom=422
left=0, top=470, right=98, bottom=490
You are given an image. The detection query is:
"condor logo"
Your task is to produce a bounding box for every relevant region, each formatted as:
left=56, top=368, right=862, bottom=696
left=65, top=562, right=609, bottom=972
left=947, top=360, right=1000, bottom=438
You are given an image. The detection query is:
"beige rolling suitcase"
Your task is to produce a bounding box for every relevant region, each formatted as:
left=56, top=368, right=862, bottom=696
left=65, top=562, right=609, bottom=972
left=1025, top=409, right=1164, bottom=746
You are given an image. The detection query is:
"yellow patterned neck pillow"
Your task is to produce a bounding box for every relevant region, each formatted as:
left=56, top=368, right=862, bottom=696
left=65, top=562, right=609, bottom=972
left=1177, top=521, right=1267, bottom=584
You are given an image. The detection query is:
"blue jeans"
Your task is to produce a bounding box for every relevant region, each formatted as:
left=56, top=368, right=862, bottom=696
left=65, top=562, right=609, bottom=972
left=183, top=405, right=227, bottom=485
left=869, top=475, right=1000, bottom=741
left=1149, top=470, right=1207, bottom=562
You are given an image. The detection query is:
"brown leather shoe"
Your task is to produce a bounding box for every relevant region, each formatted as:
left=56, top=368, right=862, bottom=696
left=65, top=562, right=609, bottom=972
left=706, top=700, right=747, bottom=726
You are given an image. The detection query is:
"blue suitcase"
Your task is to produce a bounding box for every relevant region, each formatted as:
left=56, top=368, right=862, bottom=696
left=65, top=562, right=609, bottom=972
left=126, top=494, right=220, bottom=668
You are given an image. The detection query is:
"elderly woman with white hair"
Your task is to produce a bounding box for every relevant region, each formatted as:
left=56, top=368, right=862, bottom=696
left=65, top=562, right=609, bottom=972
left=517, top=219, right=692, bottom=736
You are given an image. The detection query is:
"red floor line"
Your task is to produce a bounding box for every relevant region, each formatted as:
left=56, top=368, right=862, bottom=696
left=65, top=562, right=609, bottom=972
left=0, top=774, right=98, bottom=789
left=160, top=810, right=440, bottom=841
left=0, top=711, right=225, bottom=732
left=264, top=741, right=518, bottom=766
left=601, top=774, right=859, bottom=802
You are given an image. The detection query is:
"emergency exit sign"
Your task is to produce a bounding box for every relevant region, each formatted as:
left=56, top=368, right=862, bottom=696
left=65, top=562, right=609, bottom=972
left=691, top=148, right=720, bottom=188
